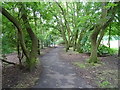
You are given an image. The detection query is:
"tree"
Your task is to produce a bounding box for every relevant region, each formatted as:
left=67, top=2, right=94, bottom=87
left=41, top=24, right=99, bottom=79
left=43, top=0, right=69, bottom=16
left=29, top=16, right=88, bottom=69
left=20, top=3, right=38, bottom=70
left=0, top=7, right=29, bottom=62
left=89, top=2, right=118, bottom=63
left=1, top=5, right=38, bottom=70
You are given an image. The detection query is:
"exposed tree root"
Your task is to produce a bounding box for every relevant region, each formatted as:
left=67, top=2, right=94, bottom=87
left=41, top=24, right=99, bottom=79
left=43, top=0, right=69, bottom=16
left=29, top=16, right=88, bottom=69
left=0, top=58, right=16, bottom=65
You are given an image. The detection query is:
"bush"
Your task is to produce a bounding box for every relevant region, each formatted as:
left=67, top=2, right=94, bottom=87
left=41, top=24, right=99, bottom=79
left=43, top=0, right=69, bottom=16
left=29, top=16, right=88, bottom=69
left=98, top=45, right=114, bottom=56
left=79, top=42, right=115, bottom=56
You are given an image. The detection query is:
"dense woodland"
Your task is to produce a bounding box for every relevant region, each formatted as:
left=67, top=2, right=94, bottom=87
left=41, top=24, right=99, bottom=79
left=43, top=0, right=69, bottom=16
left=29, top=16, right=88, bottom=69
left=0, top=2, right=120, bottom=71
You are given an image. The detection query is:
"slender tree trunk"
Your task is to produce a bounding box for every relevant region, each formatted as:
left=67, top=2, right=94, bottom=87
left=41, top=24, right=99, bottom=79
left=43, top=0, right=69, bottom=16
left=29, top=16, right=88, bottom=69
left=73, top=29, right=79, bottom=51
left=77, top=29, right=86, bottom=53
left=61, top=29, right=69, bottom=52
left=17, top=36, right=22, bottom=66
left=118, top=46, right=120, bottom=57
left=59, top=14, right=69, bottom=52
left=73, top=3, right=79, bottom=51
left=40, top=40, right=44, bottom=49
left=38, top=40, right=40, bottom=55
left=97, top=29, right=107, bottom=49
left=118, top=40, right=120, bottom=57
left=117, top=2, right=120, bottom=57
left=108, top=25, right=111, bottom=48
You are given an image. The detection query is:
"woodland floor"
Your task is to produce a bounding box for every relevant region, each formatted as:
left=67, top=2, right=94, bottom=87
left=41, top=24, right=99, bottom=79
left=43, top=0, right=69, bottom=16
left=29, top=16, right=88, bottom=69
left=59, top=47, right=118, bottom=88
left=2, top=46, right=118, bottom=88
left=2, top=47, right=53, bottom=88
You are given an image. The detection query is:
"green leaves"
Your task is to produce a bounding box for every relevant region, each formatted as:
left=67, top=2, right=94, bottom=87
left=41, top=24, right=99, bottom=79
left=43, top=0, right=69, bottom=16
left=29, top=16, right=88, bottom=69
left=2, top=2, right=119, bottom=56
left=105, top=3, right=118, bottom=9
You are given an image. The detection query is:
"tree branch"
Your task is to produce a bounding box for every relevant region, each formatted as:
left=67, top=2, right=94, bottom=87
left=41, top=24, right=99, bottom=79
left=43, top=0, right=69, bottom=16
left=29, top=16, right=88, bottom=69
left=0, top=58, right=16, bottom=65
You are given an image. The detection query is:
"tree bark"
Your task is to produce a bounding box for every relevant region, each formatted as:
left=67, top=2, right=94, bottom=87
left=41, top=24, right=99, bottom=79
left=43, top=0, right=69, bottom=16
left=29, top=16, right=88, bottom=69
left=73, top=3, right=79, bottom=51
left=118, top=40, right=120, bottom=57
left=38, top=40, right=40, bottom=55
left=73, top=29, right=79, bottom=51
left=118, top=46, right=120, bottom=57
left=20, top=4, right=38, bottom=70
left=76, top=28, right=87, bottom=53
left=17, top=36, right=22, bottom=66
left=89, top=26, right=100, bottom=63
left=108, top=25, right=111, bottom=48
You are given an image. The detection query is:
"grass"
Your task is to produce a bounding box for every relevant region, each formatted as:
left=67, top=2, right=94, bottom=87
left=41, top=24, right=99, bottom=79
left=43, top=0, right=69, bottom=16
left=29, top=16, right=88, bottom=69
left=95, top=69, right=118, bottom=88
left=85, top=58, right=104, bottom=66
left=96, top=80, right=111, bottom=88
left=73, top=62, right=86, bottom=68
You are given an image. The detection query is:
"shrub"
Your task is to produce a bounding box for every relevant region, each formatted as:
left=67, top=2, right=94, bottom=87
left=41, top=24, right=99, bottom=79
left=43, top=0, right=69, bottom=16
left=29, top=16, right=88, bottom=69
left=98, top=45, right=114, bottom=56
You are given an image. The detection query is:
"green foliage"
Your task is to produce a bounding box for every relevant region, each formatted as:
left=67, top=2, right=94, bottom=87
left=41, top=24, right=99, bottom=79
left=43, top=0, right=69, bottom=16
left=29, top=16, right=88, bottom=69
left=105, top=3, right=117, bottom=9
left=2, top=44, right=15, bottom=54
left=98, top=45, right=115, bottom=55
left=99, top=81, right=111, bottom=88
left=2, top=2, right=119, bottom=68
left=78, top=42, right=117, bottom=56
left=82, top=41, right=91, bottom=53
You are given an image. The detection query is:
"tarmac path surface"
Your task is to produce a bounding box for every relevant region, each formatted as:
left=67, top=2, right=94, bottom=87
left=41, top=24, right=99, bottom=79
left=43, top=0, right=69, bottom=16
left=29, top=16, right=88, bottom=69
left=33, top=47, right=92, bottom=88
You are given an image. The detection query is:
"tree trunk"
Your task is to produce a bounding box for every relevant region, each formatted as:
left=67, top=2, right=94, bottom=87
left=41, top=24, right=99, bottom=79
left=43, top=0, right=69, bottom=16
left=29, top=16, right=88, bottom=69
left=77, top=29, right=86, bottom=53
left=90, top=18, right=114, bottom=63
left=108, top=25, right=111, bottom=48
left=89, top=2, right=117, bottom=63
left=73, top=29, right=79, bottom=51
left=40, top=40, right=44, bottom=49
left=17, top=37, right=22, bottom=66
left=118, top=47, right=120, bottom=57
left=20, top=4, right=38, bottom=70
left=61, top=29, right=69, bottom=52
left=118, top=40, right=120, bottom=57
left=89, top=27, right=99, bottom=63
left=38, top=40, right=40, bottom=55
left=89, top=40, right=98, bottom=63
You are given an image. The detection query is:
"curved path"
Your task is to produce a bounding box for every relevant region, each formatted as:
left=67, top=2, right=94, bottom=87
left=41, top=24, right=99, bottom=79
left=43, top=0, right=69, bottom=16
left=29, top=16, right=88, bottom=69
left=33, top=47, right=92, bottom=88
